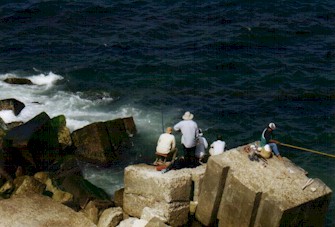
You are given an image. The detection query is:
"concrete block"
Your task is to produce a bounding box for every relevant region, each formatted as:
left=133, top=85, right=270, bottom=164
left=123, top=193, right=189, bottom=227
left=217, top=173, right=262, bottom=227
left=195, top=157, right=229, bottom=226
left=124, top=164, right=192, bottom=203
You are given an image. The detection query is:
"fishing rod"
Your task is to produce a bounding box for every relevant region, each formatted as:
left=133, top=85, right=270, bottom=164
left=279, top=142, right=335, bottom=159
left=161, top=110, right=164, bottom=133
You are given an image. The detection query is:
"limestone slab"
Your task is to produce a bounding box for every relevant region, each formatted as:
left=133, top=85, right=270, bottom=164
left=124, top=164, right=192, bottom=203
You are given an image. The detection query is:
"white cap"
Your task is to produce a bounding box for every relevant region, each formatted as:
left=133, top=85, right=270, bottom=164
left=269, top=122, right=276, bottom=130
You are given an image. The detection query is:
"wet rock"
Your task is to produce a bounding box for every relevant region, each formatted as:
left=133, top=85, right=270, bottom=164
left=71, top=117, right=135, bottom=165
left=51, top=115, right=72, bottom=151
left=0, top=98, right=25, bottom=116
left=3, top=77, right=33, bottom=85
left=2, top=112, right=60, bottom=174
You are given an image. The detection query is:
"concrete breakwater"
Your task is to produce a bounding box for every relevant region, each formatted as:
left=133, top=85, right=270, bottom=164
left=123, top=147, right=332, bottom=226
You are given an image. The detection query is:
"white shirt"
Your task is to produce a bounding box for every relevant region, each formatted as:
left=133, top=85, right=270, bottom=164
left=156, top=133, right=176, bottom=154
left=173, top=120, right=198, bottom=148
left=195, top=136, right=208, bottom=158
left=209, top=140, right=226, bottom=156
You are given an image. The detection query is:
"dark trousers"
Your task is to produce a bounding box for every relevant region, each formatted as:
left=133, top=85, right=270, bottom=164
left=182, top=145, right=198, bottom=168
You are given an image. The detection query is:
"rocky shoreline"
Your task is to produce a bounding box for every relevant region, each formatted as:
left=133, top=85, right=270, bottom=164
left=0, top=77, right=332, bottom=226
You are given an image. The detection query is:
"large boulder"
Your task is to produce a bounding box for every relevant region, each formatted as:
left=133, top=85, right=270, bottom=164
left=0, top=193, right=96, bottom=226
left=195, top=144, right=332, bottom=227
left=0, top=98, right=25, bottom=116
left=2, top=112, right=60, bottom=174
left=3, top=77, right=33, bottom=85
left=71, top=117, right=135, bottom=165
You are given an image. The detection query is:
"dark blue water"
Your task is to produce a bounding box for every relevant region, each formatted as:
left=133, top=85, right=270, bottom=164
left=0, top=0, right=334, bottom=225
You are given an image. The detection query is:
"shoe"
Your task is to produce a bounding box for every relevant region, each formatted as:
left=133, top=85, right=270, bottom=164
left=161, top=169, right=168, bottom=174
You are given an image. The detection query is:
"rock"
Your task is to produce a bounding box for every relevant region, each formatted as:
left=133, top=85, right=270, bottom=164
left=51, top=115, right=72, bottom=150
left=145, top=217, right=171, bottom=227
left=71, top=122, right=114, bottom=165
left=0, top=193, right=96, bottom=226
left=60, top=174, right=111, bottom=209
left=113, top=188, right=124, bottom=208
left=3, top=77, right=33, bottom=85
left=97, top=207, right=123, bottom=227
left=82, top=200, right=99, bottom=224
left=2, top=112, right=60, bottom=173
left=0, top=98, right=25, bottom=116
left=34, top=172, right=73, bottom=204
left=117, top=217, right=148, bottom=227
left=12, top=176, right=46, bottom=196
left=122, top=117, right=137, bottom=136
left=6, top=121, right=24, bottom=130
left=0, top=117, right=7, bottom=131
left=71, top=117, right=135, bottom=165
left=195, top=144, right=332, bottom=227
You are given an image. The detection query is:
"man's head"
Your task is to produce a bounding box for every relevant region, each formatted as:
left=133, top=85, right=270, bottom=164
left=268, top=122, right=276, bottom=130
left=166, top=127, right=173, bottom=134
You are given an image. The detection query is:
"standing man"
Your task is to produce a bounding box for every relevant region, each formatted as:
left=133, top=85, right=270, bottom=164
left=174, top=111, right=199, bottom=167
left=260, top=122, right=283, bottom=160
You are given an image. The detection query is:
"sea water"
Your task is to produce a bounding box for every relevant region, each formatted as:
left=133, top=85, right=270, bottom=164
left=0, top=0, right=334, bottom=225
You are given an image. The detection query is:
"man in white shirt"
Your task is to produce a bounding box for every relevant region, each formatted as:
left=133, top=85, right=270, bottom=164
left=209, top=135, right=226, bottom=156
left=154, top=127, right=177, bottom=165
left=173, top=111, right=199, bottom=167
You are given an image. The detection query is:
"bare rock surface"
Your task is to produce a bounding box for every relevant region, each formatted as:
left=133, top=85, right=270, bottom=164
left=0, top=193, right=96, bottom=226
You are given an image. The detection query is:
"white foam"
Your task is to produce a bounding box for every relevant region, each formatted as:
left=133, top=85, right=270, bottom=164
left=0, top=71, right=169, bottom=133
left=28, top=72, right=63, bottom=86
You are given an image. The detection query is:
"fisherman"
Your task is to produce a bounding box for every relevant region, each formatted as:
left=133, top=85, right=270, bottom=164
left=209, top=135, right=226, bottom=156
left=154, top=127, right=177, bottom=165
left=173, top=111, right=199, bottom=168
left=195, top=128, right=208, bottom=163
left=260, top=122, right=283, bottom=160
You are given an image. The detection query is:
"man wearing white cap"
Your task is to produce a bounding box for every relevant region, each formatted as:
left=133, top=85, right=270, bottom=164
left=174, top=111, right=199, bottom=167
left=260, top=122, right=282, bottom=160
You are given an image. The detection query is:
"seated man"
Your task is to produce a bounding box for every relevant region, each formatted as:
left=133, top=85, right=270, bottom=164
left=209, top=135, right=226, bottom=156
left=154, top=127, right=178, bottom=165
left=260, top=122, right=282, bottom=160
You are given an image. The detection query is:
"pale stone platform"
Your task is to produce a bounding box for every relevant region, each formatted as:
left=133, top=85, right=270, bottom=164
left=123, top=164, right=206, bottom=226
left=195, top=144, right=332, bottom=227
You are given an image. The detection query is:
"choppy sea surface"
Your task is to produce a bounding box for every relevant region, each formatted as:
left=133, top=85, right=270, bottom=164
left=0, top=0, right=334, bottom=225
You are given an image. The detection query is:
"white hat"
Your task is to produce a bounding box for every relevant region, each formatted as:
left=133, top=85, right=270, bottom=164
left=182, top=111, right=194, bottom=120
left=269, top=122, right=276, bottom=130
